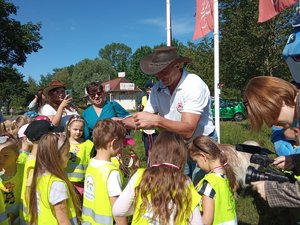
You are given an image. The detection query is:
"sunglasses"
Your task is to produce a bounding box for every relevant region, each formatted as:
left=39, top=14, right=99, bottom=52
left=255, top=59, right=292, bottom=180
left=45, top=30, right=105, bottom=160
left=89, top=91, right=103, bottom=99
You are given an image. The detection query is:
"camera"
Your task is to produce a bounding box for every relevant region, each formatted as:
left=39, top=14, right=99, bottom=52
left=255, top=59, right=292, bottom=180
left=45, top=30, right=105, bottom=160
left=235, top=144, right=296, bottom=184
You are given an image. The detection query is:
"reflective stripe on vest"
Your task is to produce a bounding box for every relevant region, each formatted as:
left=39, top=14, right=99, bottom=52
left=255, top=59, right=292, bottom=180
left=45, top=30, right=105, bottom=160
left=67, top=172, right=85, bottom=179
left=82, top=206, right=113, bottom=225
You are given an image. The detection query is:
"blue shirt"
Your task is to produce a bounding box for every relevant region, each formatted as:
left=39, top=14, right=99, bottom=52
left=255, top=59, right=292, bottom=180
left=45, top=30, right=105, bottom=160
left=82, top=100, right=130, bottom=140
left=271, top=125, right=300, bottom=156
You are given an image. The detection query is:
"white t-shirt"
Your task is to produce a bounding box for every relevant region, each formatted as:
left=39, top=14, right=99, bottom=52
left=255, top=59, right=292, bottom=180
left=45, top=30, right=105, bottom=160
left=144, top=70, right=215, bottom=142
left=89, top=158, right=122, bottom=197
left=37, top=173, right=68, bottom=214
left=40, top=104, right=79, bottom=127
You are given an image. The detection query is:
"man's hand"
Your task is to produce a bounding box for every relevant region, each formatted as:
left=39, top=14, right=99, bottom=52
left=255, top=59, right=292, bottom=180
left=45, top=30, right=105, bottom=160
left=132, top=112, right=159, bottom=129
left=251, top=181, right=266, bottom=200
left=273, top=156, right=294, bottom=170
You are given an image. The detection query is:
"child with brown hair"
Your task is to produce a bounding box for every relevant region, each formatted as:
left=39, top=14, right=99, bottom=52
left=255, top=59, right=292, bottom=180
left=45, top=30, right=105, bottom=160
left=82, top=119, right=128, bottom=225
left=113, top=130, right=203, bottom=225
left=29, top=133, right=81, bottom=224
left=189, top=135, right=237, bottom=225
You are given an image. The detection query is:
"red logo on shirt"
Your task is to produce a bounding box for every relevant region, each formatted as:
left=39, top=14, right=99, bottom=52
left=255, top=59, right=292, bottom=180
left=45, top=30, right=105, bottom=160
left=176, top=102, right=183, bottom=112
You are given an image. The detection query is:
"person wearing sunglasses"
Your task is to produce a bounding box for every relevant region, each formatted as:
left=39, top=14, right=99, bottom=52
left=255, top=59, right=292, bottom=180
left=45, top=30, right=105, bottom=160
left=82, top=81, right=130, bottom=140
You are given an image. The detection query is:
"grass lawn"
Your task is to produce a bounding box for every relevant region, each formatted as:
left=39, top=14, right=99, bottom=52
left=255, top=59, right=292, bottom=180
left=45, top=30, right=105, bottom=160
left=130, top=120, right=292, bottom=225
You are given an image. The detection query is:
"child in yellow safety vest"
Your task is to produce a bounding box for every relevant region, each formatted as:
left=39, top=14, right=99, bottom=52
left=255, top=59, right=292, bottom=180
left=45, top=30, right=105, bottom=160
left=20, top=119, right=65, bottom=224
left=28, top=133, right=81, bottom=225
left=82, top=119, right=128, bottom=225
left=65, top=115, right=94, bottom=202
left=113, top=130, right=203, bottom=225
left=189, top=135, right=238, bottom=225
left=0, top=134, right=24, bottom=225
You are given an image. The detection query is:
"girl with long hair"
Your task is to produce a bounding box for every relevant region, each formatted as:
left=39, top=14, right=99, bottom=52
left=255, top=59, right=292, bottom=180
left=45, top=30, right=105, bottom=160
left=65, top=115, right=93, bottom=201
left=29, top=133, right=81, bottom=225
left=113, top=130, right=203, bottom=225
left=189, top=135, right=237, bottom=225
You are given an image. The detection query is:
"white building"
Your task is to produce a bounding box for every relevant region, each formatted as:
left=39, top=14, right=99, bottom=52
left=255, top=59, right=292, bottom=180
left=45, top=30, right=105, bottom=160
left=102, top=77, right=142, bottom=111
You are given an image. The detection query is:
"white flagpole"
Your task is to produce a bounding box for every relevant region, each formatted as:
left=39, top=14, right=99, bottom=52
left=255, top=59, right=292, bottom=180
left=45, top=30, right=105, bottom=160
left=166, top=0, right=172, bottom=46
left=213, top=0, right=221, bottom=143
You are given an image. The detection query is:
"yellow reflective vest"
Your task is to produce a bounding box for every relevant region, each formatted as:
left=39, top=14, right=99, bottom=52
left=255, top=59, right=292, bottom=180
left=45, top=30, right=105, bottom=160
left=82, top=162, right=119, bottom=225
left=36, top=173, right=78, bottom=225
left=66, top=140, right=94, bottom=182
left=197, top=173, right=237, bottom=225
left=131, top=168, right=201, bottom=225
left=20, top=158, right=36, bottom=225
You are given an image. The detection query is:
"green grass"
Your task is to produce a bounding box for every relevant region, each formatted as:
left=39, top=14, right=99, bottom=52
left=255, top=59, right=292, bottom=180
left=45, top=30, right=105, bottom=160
left=130, top=120, right=290, bottom=225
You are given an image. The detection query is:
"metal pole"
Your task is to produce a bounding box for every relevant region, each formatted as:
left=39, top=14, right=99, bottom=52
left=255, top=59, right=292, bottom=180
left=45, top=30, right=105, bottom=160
left=166, top=0, right=172, bottom=46
left=213, top=0, right=221, bottom=143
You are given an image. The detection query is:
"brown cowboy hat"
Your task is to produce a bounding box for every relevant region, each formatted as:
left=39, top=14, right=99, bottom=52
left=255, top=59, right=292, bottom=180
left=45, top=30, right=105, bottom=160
left=43, top=80, right=66, bottom=97
left=140, top=46, right=191, bottom=75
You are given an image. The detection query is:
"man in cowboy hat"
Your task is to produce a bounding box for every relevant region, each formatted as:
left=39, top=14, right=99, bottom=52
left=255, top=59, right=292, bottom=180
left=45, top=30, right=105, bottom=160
left=123, top=46, right=216, bottom=181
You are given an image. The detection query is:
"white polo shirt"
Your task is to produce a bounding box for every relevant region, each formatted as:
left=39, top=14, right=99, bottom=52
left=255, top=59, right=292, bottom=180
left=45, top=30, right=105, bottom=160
left=144, top=69, right=215, bottom=142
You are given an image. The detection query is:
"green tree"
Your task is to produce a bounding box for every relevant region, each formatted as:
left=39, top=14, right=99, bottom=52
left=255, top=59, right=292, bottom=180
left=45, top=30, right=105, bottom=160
left=0, top=67, right=28, bottom=113
left=127, top=46, right=153, bottom=89
left=219, top=0, right=294, bottom=94
left=0, top=0, right=42, bottom=69
left=71, top=58, right=116, bottom=101
left=99, top=43, right=132, bottom=73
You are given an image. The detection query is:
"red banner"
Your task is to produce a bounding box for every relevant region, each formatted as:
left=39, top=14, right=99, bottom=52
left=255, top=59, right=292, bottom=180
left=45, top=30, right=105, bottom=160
left=258, top=0, right=297, bottom=23
left=193, top=0, right=214, bottom=40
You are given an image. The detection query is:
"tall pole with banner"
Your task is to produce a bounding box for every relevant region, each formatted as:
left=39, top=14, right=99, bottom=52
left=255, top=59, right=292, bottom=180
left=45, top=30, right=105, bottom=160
left=214, top=0, right=220, bottom=143
left=166, top=0, right=172, bottom=46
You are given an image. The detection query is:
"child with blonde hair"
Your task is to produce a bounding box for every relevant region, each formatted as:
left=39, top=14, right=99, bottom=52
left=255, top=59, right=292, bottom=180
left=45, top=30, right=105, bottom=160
left=0, top=133, right=24, bottom=224
left=82, top=119, right=128, bottom=225
left=29, top=133, right=81, bottom=224
left=113, top=130, right=203, bottom=225
left=189, top=135, right=237, bottom=225
left=65, top=115, right=93, bottom=201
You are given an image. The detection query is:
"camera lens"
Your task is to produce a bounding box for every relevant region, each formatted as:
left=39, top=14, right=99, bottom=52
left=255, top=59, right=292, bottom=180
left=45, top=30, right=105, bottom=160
left=245, top=166, right=268, bottom=184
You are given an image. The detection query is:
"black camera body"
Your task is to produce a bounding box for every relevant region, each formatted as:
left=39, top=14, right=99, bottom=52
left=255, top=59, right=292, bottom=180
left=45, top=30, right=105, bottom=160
left=235, top=144, right=296, bottom=184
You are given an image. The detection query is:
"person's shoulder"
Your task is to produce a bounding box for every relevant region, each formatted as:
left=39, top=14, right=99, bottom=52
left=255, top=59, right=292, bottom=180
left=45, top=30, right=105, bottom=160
left=83, top=105, right=94, bottom=114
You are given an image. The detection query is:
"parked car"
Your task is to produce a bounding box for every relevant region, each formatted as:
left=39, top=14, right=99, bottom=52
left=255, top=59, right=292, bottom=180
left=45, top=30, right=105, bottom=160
left=210, top=98, right=247, bottom=121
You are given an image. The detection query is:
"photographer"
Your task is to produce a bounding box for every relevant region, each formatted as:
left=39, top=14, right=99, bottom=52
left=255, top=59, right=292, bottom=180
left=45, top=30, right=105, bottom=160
left=243, top=76, right=300, bottom=207
left=252, top=154, right=300, bottom=207
left=40, top=80, right=79, bottom=127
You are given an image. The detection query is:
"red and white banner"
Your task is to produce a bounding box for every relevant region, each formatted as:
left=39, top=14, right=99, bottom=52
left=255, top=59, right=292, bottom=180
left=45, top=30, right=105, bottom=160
left=193, top=0, right=214, bottom=40
left=258, top=0, right=297, bottom=23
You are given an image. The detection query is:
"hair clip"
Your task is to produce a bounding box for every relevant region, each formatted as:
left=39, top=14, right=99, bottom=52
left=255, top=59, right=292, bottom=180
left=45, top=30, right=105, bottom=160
left=151, top=162, right=179, bottom=169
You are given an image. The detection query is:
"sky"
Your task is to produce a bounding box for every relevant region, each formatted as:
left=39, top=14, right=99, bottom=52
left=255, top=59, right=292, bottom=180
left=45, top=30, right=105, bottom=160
left=11, top=0, right=198, bottom=81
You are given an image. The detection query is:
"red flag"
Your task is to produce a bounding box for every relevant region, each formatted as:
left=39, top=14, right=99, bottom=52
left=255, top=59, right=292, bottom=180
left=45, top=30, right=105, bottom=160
left=258, top=0, right=297, bottom=23
left=193, top=0, right=214, bottom=40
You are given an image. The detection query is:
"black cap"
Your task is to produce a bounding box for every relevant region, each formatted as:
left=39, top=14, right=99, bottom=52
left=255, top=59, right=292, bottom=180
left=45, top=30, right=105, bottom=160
left=24, top=120, right=65, bottom=142
left=145, top=80, right=154, bottom=89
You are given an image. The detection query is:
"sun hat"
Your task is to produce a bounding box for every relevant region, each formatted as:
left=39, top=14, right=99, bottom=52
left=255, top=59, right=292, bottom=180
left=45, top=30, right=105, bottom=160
left=18, top=123, right=30, bottom=138
left=140, top=46, right=191, bottom=75
left=24, top=120, right=65, bottom=142
left=43, top=80, right=66, bottom=98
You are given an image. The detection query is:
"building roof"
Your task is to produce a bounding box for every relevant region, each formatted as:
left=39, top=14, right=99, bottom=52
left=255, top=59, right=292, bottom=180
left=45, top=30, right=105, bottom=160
left=102, top=77, right=142, bottom=93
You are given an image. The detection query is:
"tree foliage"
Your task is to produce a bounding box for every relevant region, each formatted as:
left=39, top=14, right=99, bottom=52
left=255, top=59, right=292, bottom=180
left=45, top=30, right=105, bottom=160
left=219, top=0, right=294, bottom=95
left=127, top=46, right=153, bottom=89
left=71, top=58, right=116, bottom=101
left=0, top=67, right=27, bottom=112
left=0, top=0, right=42, bottom=69
left=99, top=43, right=132, bottom=73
